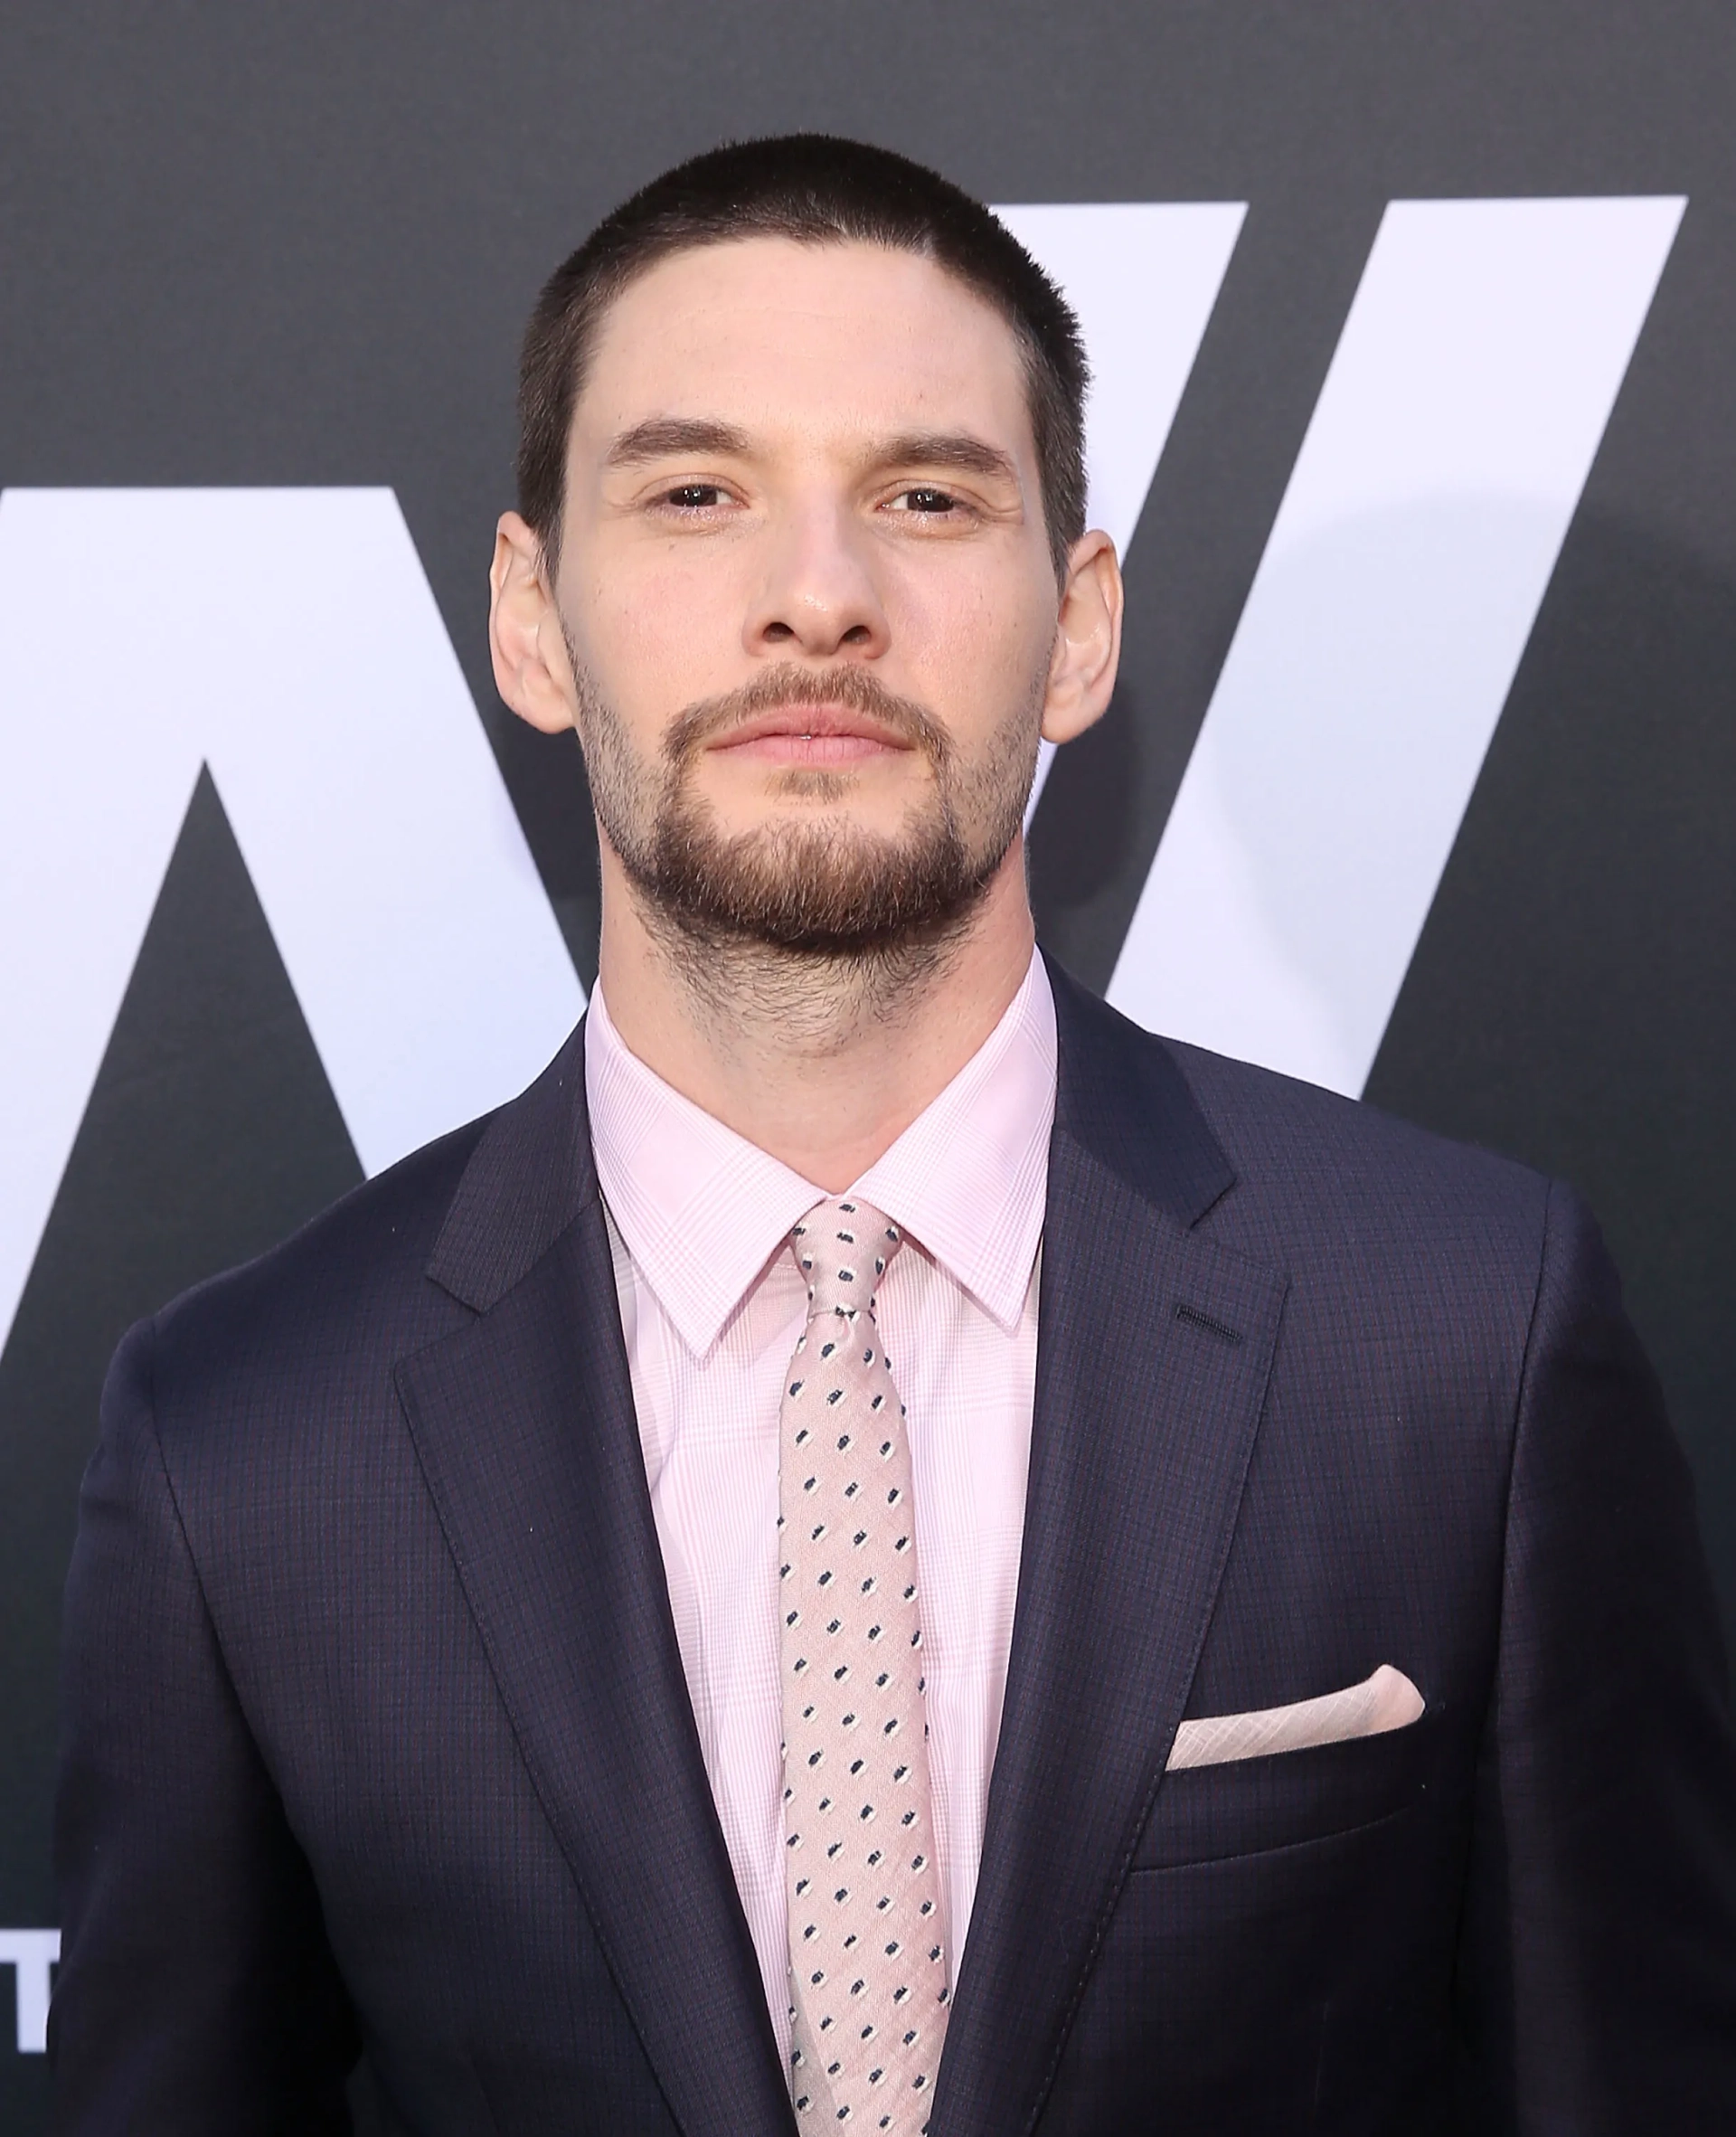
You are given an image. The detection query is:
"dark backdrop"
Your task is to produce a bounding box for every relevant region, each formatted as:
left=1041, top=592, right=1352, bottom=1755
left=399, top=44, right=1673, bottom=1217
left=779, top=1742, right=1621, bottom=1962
left=2, top=4, right=1732, bottom=2125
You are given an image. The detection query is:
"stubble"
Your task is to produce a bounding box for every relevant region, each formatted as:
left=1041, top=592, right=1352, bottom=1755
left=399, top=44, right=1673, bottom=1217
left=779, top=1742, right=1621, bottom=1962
left=567, top=647, right=1043, bottom=1034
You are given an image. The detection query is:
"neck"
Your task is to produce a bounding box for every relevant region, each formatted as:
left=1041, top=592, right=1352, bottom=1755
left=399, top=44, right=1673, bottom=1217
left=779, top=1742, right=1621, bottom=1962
left=594, top=839, right=1037, bottom=1191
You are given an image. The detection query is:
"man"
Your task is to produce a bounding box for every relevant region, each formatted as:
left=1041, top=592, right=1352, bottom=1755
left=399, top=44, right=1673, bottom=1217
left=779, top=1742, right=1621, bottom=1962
left=52, top=134, right=1736, bottom=2133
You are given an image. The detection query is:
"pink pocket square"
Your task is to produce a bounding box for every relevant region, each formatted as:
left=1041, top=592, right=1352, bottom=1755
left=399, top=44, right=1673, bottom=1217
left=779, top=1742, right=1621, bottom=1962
left=1165, top=1664, right=1424, bottom=1771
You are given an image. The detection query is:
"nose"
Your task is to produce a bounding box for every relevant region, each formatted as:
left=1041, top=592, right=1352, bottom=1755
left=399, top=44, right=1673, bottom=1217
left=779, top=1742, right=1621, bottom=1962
left=743, top=495, right=891, bottom=661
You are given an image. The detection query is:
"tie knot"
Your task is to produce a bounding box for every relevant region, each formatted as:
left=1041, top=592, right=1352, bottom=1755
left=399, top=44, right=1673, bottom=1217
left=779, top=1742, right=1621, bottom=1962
left=791, top=1198, right=900, bottom=1319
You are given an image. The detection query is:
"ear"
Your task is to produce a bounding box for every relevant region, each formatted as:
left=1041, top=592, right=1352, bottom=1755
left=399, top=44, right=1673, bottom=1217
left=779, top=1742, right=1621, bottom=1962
left=489, top=512, right=580, bottom=735
left=1041, top=529, right=1123, bottom=746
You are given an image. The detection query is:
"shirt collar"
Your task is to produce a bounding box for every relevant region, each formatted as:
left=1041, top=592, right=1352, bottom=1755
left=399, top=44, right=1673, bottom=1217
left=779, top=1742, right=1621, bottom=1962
left=585, top=950, right=1056, bottom=1358
left=851, top=956, right=1054, bottom=1331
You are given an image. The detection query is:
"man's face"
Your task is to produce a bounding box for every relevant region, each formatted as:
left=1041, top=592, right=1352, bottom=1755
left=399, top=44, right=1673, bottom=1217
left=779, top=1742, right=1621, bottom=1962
left=544, top=236, right=1071, bottom=952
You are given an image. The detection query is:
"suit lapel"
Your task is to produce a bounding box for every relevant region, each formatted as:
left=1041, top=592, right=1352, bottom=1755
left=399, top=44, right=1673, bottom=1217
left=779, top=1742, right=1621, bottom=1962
left=930, top=969, right=1288, bottom=2137
left=397, top=1026, right=793, bottom=2137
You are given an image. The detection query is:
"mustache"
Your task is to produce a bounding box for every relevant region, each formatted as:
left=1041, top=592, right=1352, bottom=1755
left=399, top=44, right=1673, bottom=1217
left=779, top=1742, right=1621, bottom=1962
left=663, top=664, right=951, bottom=768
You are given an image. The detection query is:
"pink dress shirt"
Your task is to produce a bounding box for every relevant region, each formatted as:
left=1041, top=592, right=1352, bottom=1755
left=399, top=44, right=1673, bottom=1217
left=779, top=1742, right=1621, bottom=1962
left=584, top=952, right=1056, bottom=2055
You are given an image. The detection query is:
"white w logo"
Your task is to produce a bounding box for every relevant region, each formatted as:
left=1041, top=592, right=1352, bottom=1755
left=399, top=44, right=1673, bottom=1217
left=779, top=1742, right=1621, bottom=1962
left=0, top=194, right=1684, bottom=1365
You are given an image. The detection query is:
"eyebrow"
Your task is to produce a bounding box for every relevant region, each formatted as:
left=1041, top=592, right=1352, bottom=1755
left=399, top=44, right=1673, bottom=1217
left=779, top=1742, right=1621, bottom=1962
left=604, top=417, right=753, bottom=468
left=873, top=431, right=1021, bottom=487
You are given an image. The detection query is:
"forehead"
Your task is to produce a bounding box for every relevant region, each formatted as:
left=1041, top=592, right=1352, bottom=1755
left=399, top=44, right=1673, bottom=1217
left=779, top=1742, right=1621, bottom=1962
left=574, top=236, right=1034, bottom=457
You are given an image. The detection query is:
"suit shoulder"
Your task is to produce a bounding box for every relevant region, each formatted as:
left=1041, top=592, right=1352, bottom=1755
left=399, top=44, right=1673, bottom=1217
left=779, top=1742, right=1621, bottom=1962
left=1164, top=1030, right=1547, bottom=1202
left=1153, top=1030, right=1552, bottom=1264
left=1047, top=957, right=1549, bottom=1240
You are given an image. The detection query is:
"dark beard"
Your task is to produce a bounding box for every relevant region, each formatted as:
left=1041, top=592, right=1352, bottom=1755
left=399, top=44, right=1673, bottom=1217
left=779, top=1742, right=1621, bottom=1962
left=574, top=658, right=1037, bottom=959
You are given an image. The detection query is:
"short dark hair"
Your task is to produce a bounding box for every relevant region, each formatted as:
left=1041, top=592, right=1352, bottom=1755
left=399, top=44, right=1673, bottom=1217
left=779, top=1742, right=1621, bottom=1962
left=516, top=134, right=1089, bottom=580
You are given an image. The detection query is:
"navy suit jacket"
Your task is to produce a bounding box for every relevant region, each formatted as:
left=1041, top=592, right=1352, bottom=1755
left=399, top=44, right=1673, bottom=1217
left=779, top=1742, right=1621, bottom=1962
left=52, top=961, right=1736, bottom=2132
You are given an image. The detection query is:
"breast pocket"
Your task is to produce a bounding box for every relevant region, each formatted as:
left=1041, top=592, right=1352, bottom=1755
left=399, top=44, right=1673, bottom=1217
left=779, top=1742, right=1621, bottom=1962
left=1132, top=1709, right=1437, bottom=1871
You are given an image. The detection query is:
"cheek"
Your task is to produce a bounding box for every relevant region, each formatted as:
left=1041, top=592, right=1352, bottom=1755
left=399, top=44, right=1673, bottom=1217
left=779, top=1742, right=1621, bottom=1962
left=885, top=553, right=1053, bottom=718
left=572, top=545, right=744, bottom=714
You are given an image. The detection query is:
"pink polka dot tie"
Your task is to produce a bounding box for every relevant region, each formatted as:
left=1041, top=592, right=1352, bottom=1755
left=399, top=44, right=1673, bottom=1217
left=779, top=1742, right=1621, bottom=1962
left=780, top=1199, right=948, bottom=2132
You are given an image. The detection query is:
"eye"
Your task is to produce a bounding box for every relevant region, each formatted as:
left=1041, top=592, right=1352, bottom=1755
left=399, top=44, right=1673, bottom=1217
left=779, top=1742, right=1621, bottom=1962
left=659, top=482, right=727, bottom=510
left=887, top=486, right=961, bottom=515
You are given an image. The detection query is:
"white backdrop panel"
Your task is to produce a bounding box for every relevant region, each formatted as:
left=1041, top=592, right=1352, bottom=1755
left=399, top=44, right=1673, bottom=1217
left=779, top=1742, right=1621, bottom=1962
left=0, top=487, right=583, bottom=1356
left=1109, top=195, right=1684, bottom=1094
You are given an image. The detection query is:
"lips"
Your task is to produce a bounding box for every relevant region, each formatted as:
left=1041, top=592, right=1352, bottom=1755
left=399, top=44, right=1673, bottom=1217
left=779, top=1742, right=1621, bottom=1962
left=704, top=703, right=917, bottom=770
left=709, top=703, right=914, bottom=753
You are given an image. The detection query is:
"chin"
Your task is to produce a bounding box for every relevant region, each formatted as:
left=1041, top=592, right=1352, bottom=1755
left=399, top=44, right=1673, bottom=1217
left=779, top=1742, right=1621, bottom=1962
left=718, top=794, right=914, bottom=845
